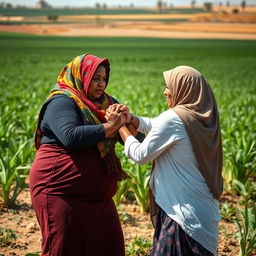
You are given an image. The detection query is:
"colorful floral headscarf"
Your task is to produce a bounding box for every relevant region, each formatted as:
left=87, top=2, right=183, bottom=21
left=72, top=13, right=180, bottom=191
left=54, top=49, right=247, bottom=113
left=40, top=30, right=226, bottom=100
left=35, top=54, right=116, bottom=158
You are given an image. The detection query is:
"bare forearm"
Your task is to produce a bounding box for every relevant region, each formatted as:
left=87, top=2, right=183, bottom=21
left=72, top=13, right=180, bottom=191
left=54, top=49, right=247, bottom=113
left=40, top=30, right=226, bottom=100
left=126, top=124, right=138, bottom=137
left=119, top=126, right=132, bottom=142
left=103, top=122, right=122, bottom=138
left=119, top=115, right=139, bottom=142
left=103, top=123, right=114, bottom=138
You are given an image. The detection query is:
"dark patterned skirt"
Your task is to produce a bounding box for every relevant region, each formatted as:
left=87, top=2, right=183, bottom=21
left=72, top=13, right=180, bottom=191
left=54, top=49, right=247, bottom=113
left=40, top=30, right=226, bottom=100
left=151, top=207, right=214, bottom=256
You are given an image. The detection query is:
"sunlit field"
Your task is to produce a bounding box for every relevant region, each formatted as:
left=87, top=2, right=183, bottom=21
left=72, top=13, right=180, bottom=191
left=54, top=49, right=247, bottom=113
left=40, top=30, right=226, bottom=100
left=0, top=33, right=255, bottom=255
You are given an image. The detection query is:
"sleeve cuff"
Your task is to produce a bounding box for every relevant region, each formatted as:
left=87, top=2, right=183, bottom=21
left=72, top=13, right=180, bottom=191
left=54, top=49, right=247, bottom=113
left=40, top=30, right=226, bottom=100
left=137, top=116, right=144, bottom=133
left=124, top=135, right=137, bottom=158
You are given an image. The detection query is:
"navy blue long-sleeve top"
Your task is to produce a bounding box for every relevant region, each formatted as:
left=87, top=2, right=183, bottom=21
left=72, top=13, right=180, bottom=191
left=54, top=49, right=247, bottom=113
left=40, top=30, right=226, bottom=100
left=40, top=94, right=118, bottom=149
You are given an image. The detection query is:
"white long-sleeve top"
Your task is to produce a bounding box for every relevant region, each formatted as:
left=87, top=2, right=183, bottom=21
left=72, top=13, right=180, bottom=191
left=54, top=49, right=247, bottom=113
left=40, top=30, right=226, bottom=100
left=124, top=109, right=221, bottom=255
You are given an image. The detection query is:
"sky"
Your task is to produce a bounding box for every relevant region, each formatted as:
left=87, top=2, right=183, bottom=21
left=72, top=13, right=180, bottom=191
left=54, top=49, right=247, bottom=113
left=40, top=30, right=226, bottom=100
left=5, top=0, right=256, bottom=8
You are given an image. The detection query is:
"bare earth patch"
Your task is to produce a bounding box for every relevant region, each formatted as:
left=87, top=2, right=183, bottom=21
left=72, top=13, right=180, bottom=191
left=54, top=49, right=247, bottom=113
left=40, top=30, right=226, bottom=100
left=1, top=21, right=256, bottom=40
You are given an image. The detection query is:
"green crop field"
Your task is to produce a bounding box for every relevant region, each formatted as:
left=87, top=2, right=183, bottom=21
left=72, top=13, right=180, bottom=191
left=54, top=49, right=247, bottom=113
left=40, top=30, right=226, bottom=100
left=0, top=7, right=208, bottom=17
left=0, top=33, right=256, bottom=254
left=1, top=32, right=256, bottom=175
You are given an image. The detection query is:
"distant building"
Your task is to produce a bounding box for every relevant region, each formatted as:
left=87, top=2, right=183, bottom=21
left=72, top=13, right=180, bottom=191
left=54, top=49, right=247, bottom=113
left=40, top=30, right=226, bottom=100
left=35, top=0, right=51, bottom=9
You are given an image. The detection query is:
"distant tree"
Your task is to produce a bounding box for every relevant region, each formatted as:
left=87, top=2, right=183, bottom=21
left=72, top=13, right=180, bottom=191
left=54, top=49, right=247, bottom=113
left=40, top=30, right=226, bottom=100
left=203, top=2, right=213, bottom=11
left=157, top=0, right=163, bottom=12
left=232, top=8, right=239, bottom=14
left=95, top=3, right=100, bottom=9
left=102, top=3, right=107, bottom=9
left=241, top=1, right=246, bottom=11
left=36, top=0, right=51, bottom=9
left=6, top=3, right=12, bottom=8
left=191, top=0, right=196, bottom=8
left=130, top=3, right=134, bottom=8
left=218, top=1, right=223, bottom=10
left=47, top=14, right=58, bottom=22
left=17, top=5, right=27, bottom=9
left=226, top=1, right=230, bottom=6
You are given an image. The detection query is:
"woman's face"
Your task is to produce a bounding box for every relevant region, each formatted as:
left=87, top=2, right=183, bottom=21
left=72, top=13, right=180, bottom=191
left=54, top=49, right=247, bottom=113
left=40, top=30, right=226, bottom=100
left=164, top=87, right=173, bottom=108
left=87, top=65, right=107, bottom=100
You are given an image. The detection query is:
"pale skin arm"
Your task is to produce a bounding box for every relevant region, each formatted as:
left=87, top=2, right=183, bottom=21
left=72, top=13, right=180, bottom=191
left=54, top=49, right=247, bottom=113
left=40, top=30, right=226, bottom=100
left=119, top=125, right=132, bottom=142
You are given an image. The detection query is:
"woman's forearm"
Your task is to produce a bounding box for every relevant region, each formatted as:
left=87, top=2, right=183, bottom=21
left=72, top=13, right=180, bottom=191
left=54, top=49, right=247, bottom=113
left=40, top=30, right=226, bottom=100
left=126, top=123, right=138, bottom=137
left=103, top=123, right=119, bottom=138
left=119, top=126, right=132, bottom=142
left=119, top=115, right=140, bottom=142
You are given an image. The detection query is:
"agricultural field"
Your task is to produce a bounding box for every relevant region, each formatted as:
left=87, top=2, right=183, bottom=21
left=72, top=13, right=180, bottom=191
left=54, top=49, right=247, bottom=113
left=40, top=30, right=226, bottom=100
left=0, top=7, right=208, bottom=17
left=0, top=33, right=256, bottom=255
left=1, top=6, right=255, bottom=39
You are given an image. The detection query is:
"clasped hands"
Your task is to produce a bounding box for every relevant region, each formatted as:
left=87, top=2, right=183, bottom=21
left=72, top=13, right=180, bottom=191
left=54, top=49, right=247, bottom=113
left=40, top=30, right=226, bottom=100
left=105, top=104, right=132, bottom=129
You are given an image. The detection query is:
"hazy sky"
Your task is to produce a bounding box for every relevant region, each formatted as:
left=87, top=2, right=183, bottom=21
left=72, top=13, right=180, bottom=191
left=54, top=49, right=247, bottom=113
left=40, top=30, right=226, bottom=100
left=6, top=0, right=256, bottom=8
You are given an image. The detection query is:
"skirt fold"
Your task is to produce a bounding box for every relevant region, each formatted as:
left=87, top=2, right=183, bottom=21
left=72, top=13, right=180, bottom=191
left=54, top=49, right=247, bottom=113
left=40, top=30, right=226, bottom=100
left=151, top=207, right=214, bottom=256
left=32, top=193, right=125, bottom=256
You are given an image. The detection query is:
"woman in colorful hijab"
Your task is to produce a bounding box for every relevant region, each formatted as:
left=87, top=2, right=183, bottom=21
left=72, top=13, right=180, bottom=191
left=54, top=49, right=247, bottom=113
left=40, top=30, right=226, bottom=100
left=30, top=54, right=128, bottom=256
left=108, top=66, right=223, bottom=256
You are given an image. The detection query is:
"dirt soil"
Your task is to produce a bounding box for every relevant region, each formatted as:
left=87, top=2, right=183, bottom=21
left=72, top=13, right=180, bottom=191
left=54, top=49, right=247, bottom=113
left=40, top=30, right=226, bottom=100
left=1, top=22, right=256, bottom=40
left=0, top=185, right=255, bottom=256
left=0, top=8, right=256, bottom=40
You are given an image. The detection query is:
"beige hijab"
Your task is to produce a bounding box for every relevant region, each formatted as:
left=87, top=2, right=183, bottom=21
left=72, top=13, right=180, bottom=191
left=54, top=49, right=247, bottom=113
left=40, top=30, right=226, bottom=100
left=163, top=66, right=223, bottom=199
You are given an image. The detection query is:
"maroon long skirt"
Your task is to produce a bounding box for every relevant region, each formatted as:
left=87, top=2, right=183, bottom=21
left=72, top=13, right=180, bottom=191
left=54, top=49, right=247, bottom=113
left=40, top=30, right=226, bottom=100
left=30, top=144, right=125, bottom=256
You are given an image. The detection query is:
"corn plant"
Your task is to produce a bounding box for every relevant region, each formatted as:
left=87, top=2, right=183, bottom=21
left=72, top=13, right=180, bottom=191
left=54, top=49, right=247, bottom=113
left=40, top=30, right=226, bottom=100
left=0, top=227, right=18, bottom=246
left=231, top=179, right=256, bottom=204
left=113, top=179, right=129, bottom=207
left=0, top=140, right=32, bottom=207
left=126, top=237, right=152, bottom=256
left=127, top=164, right=151, bottom=213
left=222, top=98, right=256, bottom=186
left=0, top=112, right=16, bottom=150
left=115, top=145, right=151, bottom=212
left=220, top=201, right=237, bottom=222
left=118, top=208, right=133, bottom=224
left=234, top=204, right=256, bottom=256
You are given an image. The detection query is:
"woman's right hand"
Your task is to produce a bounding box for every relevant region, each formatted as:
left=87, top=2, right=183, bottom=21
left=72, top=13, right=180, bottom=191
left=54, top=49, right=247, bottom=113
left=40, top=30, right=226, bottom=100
left=107, top=104, right=132, bottom=124
left=106, top=109, right=124, bottom=127
left=104, top=108, right=124, bottom=138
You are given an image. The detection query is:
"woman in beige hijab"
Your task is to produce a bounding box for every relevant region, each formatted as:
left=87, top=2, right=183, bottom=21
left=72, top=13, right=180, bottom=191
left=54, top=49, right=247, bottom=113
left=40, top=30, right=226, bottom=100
left=107, top=66, right=223, bottom=256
